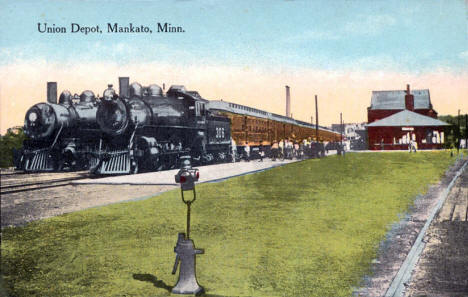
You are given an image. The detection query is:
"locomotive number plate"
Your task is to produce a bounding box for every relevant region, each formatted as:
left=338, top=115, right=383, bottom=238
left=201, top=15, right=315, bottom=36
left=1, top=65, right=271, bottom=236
left=215, top=127, right=225, bottom=139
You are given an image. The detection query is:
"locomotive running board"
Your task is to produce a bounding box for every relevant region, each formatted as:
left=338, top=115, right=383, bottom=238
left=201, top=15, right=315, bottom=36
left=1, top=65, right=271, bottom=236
left=95, top=151, right=131, bottom=174
left=24, top=150, right=55, bottom=172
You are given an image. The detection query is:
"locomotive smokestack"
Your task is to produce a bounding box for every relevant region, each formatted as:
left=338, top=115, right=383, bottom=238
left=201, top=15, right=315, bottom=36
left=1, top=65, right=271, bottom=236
left=119, top=77, right=130, bottom=98
left=285, top=85, right=291, bottom=117
left=47, top=82, right=57, bottom=104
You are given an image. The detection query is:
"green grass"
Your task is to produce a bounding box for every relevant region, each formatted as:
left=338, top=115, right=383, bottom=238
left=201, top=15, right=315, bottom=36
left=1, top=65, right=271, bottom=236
left=1, top=152, right=456, bottom=297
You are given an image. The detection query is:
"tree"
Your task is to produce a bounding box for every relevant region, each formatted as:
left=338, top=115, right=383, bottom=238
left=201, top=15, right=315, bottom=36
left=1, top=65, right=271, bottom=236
left=439, top=115, right=467, bottom=149
left=0, top=127, right=26, bottom=168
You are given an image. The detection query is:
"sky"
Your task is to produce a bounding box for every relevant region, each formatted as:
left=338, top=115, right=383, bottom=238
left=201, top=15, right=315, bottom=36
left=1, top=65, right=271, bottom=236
left=0, top=0, right=467, bottom=134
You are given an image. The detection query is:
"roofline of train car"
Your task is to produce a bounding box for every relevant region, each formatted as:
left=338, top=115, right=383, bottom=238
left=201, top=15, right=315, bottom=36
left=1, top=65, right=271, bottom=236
left=207, top=100, right=340, bottom=136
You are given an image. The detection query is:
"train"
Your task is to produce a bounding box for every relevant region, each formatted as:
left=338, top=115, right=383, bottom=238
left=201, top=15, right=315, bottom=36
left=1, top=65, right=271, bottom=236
left=92, top=78, right=231, bottom=174
left=14, top=82, right=101, bottom=172
left=15, top=77, right=342, bottom=174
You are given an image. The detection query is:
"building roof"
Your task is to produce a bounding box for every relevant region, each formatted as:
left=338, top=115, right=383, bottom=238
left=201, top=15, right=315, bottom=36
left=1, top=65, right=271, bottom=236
left=370, top=89, right=432, bottom=110
left=366, top=110, right=449, bottom=127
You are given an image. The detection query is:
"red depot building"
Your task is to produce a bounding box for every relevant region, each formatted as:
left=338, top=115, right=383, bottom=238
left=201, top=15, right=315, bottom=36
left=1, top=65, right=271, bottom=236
left=367, top=85, right=449, bottom=150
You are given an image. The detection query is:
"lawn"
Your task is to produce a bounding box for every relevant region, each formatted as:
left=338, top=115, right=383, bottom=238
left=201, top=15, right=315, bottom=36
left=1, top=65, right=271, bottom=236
left=1, top=152, right=456, bottom=297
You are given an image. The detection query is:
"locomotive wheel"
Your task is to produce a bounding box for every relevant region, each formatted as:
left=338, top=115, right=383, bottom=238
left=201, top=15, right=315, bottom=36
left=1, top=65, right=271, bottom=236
left=56, top=159, right=65, bottom=172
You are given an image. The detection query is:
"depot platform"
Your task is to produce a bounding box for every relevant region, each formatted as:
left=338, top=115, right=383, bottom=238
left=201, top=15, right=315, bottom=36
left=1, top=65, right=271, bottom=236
left=73, top=159, right=298, bottom=185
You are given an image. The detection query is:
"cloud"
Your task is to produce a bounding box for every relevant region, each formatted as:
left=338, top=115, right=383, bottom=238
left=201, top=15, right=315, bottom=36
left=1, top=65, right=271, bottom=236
left=344, top=15, right=396, bottom=35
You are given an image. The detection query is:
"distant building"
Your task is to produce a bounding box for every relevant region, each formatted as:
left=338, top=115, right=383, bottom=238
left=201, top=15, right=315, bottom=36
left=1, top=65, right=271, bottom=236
left=367, top=85, right=449, bottom=150
left=331, top=122, right=368, bottom=150
left=368, top=86, right=438, bottom=123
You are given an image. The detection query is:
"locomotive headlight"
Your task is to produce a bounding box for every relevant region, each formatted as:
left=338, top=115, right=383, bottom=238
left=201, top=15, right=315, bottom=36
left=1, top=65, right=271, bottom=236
left=28, top=112, right=38, bottom=122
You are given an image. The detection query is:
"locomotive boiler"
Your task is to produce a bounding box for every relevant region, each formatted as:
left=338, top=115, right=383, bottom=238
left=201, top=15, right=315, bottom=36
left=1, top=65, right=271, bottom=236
left=16, top=82, right=101, bottom=171
left=92, top=77, right=231, bottom=174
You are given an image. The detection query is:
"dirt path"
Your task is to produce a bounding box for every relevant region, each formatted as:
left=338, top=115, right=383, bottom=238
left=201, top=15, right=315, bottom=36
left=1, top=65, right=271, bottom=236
left=405, top=163, right=468, bottom=297
left=354, top=157, right=467, bottom=297
left=1, top=183, right=177, bottom=228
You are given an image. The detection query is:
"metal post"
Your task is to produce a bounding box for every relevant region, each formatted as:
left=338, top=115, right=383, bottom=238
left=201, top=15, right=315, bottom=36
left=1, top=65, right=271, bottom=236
left=172, top=164, right=204, bottom=295
left=315, top=95, right=318, bottom=142
left=458, top=109, right=460, bottom=154
left=186, top=201, right=191, bottom=239
left=283, top=124, right=286, bottom=158
left=340, top=113, right=343, bottom=147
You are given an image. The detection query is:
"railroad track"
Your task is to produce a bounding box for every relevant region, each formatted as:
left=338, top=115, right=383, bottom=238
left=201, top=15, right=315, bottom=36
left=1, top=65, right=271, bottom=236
left=0, top=176, right=91, bottom=195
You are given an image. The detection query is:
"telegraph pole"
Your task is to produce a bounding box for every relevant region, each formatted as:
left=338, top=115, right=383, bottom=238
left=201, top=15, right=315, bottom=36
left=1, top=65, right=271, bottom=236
left=340, top=113, right=343, bottom=147
left=458, top=109, right=461, bottom=153
left=315, top=95, right=318, bottom=142
left=465, top=114, right=467, bottom=150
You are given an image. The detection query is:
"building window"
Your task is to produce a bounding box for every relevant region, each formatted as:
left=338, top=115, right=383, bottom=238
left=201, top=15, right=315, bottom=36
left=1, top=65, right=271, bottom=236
left=434, top=130, right=440, bottom=144
left=426, top=130, right=433, bottom=144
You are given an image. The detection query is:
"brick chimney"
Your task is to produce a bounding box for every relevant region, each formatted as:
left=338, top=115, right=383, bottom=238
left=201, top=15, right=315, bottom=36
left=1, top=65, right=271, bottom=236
left=405, top=84, right=414, bottom=111
left=285, top=85, right=291, bottom=117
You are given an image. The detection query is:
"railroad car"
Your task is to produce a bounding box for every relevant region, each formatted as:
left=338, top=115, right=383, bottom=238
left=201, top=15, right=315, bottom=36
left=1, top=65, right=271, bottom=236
left=15, top=82, right=101, bottom=172
left=207, top=100, right=341, bottom=158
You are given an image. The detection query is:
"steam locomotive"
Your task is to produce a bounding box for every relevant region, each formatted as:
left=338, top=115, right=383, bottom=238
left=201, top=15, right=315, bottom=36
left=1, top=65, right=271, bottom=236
left=15, top=82, right=101, bottom=172
left=92, top=77, right=231, bottom=174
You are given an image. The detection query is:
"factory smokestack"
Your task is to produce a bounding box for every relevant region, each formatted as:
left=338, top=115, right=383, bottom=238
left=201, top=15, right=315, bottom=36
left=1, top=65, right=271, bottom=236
left=285, top=85, right=291, bottom=117
left=47, top=82, right=57, bottom=104
left=315, top=95, right=318, bottom=141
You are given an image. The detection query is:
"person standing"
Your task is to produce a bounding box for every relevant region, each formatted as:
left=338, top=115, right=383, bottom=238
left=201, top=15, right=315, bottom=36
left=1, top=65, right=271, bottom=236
left=271, top=141, right=279, bottom=161
left=230, top=138, right=237, bottom=162
left=244, top=142, right=250, bottom=162
left=278, top=139, right=284, bottom=160
left=259, top=144, right=264, bottom=162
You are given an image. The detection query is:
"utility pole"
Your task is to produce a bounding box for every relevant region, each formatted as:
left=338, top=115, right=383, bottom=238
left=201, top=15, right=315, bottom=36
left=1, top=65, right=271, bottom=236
left=340, top=113, right=343, bottom=147
left=315, top=95, right=318, bottom=142
left=458, top=109, right=461, bottom=153
left=465, top=114, right=468, bottom=150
